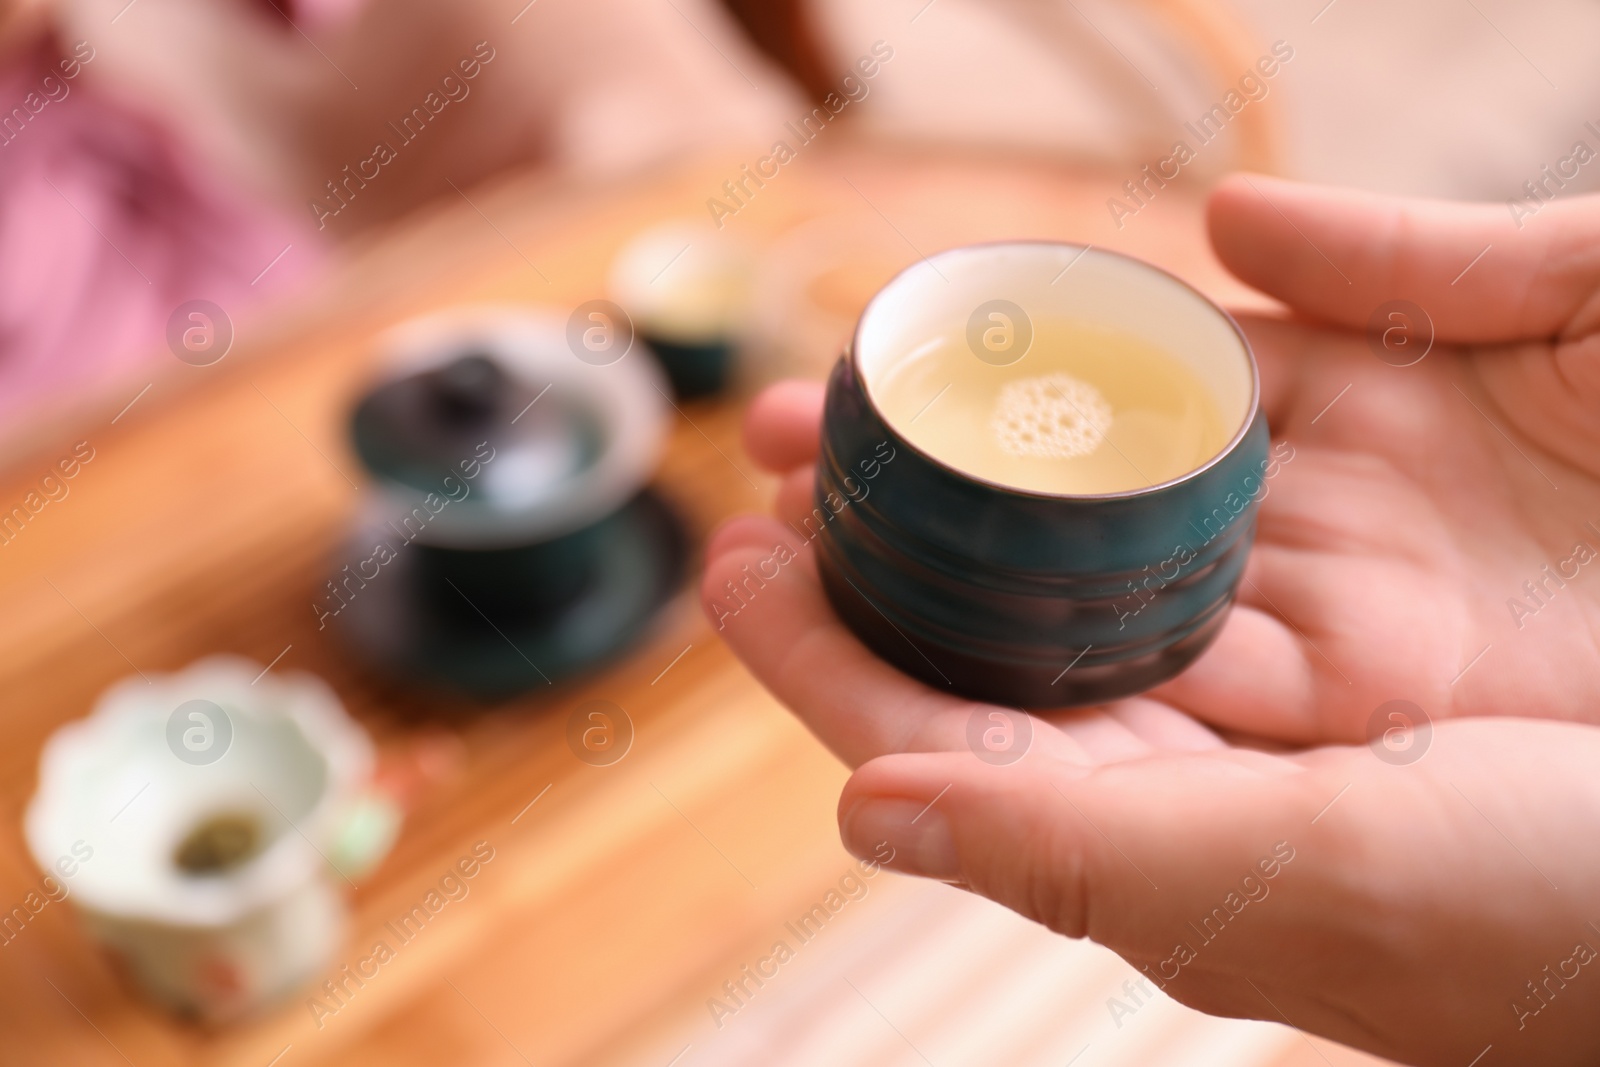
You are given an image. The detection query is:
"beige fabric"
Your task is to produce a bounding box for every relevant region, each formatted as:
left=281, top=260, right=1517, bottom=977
left=812, top=0, right=1600, bottom=200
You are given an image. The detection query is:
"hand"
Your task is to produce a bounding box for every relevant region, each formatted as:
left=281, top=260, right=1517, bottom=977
left=837, top=717, right=1600, bottom=1067
left=706, top=481, right=1600, bottom=1063
left=1152, top=175, right=1600, bottom=743
left=702, top=174, right=1600, bottom=1065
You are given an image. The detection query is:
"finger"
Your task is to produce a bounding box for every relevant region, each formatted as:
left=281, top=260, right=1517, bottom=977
left=705, top=513, right=787, bottom=562
left=1208, top=173, right=1600, bottom=343
left=1230, top=310, right=1373, bottom=434
left=1041, top=701, right=1227, bottom=767
left=833, top=748, right=1411, bottom=1056
left=700, top=515, right=1082, bottom=767
left=1146, top=601, right=1319, bottom=740
left=841, top=724, right=1600, bottom=1065
left=1030, top=698, right=1223, bottom=765
left=742, top=379, right=825, bottom=474
left=1229, top=311, right=1309, bottom=431
left=1101, top=697, right=1230, bottom=752
left=836, top=747, right=1314, bottom=973
left=775, top=466, right=817, bottom=531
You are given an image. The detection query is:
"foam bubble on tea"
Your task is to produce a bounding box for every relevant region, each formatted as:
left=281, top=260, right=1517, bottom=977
left=871, top=318, right=1232, bottom=494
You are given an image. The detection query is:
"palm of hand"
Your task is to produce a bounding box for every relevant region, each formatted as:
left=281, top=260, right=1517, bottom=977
left=1156, top=312, right=1600, bottom=742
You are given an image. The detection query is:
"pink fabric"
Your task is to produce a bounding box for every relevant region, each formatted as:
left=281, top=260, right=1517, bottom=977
left=0, top=35, right=320, bottom=416
left=255, top=0, right=372, bottom=31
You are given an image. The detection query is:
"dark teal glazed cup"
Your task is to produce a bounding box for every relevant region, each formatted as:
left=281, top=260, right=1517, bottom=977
left=813, top=243, right=1271, bottom=708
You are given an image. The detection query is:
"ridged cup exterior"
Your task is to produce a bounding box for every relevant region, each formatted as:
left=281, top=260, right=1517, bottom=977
left=813, top=354, right=1271, bottom=708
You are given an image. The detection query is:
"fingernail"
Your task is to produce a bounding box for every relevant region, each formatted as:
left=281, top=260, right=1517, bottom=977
left=841, top=797, right=960, bottom=881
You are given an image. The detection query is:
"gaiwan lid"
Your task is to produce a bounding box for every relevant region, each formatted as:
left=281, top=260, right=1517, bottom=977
left=350, top=306, right=669, bottom=549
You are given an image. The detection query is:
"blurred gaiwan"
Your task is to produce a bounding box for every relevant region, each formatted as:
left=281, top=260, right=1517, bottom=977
left=25, top=656, right=396, bottom=1023
left=608, top=220, right=753, bottom=399
left=332, top=306, right=688, bottom=697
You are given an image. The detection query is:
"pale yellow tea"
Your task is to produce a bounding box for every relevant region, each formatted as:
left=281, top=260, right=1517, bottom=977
left=870, top=319, right=1233, bottom=494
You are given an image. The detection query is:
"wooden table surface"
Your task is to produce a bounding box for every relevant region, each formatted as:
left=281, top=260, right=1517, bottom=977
left=0, top=141, right=1396, bottom=1067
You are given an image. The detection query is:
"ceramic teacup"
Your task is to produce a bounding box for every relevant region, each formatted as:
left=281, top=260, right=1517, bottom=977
left=25, top=656, right=394, bottom=1022
left=608, top=221, right=752, bottom=399
left=813, top=242, right=1271, bottom=708
left=335, top=306, right=687, bottom=696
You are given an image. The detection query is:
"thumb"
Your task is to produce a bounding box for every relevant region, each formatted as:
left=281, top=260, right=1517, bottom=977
left=836, top=726, right=1600, bottom=1066
left=1208, top=173, right=1600, bottom=343
left=835, top=749, right=1388, bottom=1053
left=838, top=748, right=1315, bottom=952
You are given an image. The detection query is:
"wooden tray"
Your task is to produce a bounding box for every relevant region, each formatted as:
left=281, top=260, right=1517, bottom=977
left=0, top=142, right=1390, bottom=1067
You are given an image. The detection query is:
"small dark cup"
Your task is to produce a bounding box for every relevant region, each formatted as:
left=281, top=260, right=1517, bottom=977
left=813, top=243, right=1272, bottom=708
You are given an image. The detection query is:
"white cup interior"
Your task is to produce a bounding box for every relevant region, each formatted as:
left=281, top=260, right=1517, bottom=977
left=25, top=657, right=373, bottom=927
left=854, top=244, right=1254, bottom=450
